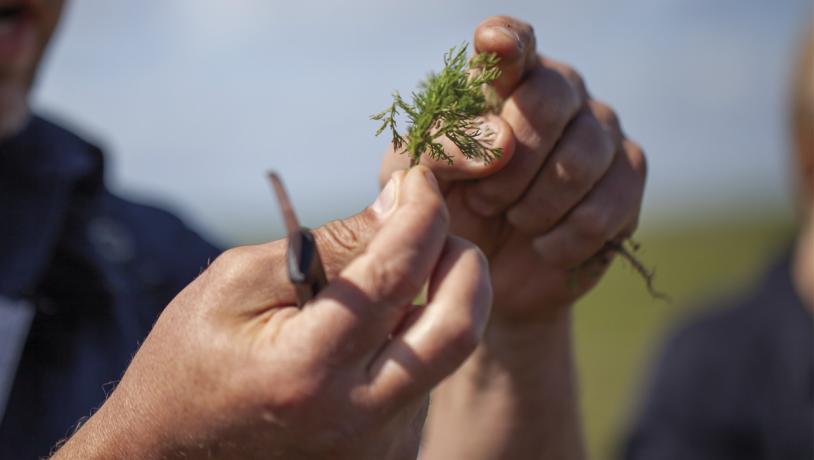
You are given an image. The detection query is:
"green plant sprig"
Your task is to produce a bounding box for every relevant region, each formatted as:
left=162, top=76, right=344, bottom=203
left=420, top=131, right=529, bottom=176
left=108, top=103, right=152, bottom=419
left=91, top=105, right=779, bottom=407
left=371, top=43, right=502, bottom=167
left=372, top=42, right=666, bottom=302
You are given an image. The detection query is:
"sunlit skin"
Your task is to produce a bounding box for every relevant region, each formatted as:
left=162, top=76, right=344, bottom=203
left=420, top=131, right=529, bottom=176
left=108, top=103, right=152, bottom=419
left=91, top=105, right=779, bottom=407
left=382, top=17, right=647, bottom=321
left=55, top=167, right=494, bottom=459
left=381, top=17, right=646, bottom=458
left=0, top=0, right=63, bottom=139
left=21, top=5, right=810, bottom=460
left=27, top=11, right=637, bottom=460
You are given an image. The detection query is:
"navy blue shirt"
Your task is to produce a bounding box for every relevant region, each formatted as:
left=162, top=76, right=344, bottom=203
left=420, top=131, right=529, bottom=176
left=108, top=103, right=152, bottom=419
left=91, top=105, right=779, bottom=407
left=625, top=252, right=814, bottom=459
left=0, top=117, right=221, bottom=459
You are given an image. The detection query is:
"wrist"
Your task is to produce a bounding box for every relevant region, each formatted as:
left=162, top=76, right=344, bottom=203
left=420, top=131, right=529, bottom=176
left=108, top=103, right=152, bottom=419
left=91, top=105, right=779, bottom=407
left=50, top=391, right=160, bottom=460
left=485, top=296, right=574, bottom=331
left=452, top=309, right=575, bottom=391
left=484, top=305, right=573, bottom=352
left=423, top=306, right=585, bottom=459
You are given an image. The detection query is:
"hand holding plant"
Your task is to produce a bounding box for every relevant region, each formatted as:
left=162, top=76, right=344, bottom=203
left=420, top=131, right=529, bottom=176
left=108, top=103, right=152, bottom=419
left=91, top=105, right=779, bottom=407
left=378, top=16, right=651, bottom=322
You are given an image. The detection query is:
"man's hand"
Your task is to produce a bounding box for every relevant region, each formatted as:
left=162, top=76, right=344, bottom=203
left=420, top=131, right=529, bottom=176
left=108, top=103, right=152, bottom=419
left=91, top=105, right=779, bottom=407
left=379, top=16, right=648, bottom=459
left=52, top=167, right=492, bottom=460
left=381, top=16, right=647, bottom=322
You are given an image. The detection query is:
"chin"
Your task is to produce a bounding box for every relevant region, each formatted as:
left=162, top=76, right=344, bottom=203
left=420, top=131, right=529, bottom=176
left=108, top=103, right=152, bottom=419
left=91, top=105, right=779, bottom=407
left=0, top=0, right=63, bottom=139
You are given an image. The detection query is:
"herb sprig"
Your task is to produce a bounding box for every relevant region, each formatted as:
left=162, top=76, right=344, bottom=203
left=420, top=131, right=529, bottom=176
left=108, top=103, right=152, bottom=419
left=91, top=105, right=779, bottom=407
left=372, top=43, right=502, bottom=167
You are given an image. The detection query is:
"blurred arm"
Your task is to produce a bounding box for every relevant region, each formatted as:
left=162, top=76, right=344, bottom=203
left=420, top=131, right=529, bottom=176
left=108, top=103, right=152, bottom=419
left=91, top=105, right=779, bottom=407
left=420, top=313, right=586, bottom=460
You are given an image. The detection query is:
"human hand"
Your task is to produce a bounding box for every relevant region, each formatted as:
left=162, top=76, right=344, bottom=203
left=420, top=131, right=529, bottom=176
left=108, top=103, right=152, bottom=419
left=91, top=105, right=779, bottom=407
left=52, top=167, right=491, bottom=460
left=380, top=16, right=647, bottom=324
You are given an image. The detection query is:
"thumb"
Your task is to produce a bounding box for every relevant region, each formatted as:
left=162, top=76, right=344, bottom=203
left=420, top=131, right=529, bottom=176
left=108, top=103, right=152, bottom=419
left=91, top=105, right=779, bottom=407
left=474, top=16, right=539, bottom=98
left=313, top=170, right=406, bottom=279
left=201, top=169, right=415, bottom=316
left=379, top=114, right=515, bottom=189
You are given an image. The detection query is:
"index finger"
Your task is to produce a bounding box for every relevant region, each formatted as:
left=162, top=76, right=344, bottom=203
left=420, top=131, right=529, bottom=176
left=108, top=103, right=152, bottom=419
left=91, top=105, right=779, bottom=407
left=474, top=16, right=539, bottom=98
left=291, top=166, right=451, bottom=361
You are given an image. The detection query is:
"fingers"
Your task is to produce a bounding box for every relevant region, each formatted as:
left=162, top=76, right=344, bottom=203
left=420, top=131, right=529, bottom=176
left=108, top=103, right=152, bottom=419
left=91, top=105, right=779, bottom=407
left=377, top=15, right=539, bottom=189
left=379, top=114, right=516, bottom=189
left=366, top=236, right=492, bottom=407
left=313, top=170, right=404, bottom=277
left=464, top=61, right=585, bottom=217
left=473, top=16, right=539, bottom=98
left=293, top=166, right=451, bottom=358
left=202, top=171, right=408, bottom=319
left=505, top=106, right=616, bottom=235
left=532, top=140, right=647, bottom=268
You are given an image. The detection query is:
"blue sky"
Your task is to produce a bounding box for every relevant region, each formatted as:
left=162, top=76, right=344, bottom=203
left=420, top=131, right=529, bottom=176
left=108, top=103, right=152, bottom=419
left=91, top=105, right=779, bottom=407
left=32, top=0, right=813, bottom=244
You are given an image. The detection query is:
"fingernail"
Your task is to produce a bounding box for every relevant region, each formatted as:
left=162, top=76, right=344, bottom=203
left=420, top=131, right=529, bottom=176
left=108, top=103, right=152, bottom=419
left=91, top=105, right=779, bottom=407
left=371, top=174, right=399, bottom=217
left=494, top=25, right=523, bottom=50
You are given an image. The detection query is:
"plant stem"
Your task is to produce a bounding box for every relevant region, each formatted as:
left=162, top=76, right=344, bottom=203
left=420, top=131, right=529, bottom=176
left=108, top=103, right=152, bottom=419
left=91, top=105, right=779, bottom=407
left=604, top=240, right=670, bottom=302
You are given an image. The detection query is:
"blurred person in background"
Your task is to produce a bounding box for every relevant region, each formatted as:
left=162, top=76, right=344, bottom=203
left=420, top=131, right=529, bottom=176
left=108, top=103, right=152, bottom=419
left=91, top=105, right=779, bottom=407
left=624, top=25, right=814, bottom=460
left=0, top=2, right=647, bottom=460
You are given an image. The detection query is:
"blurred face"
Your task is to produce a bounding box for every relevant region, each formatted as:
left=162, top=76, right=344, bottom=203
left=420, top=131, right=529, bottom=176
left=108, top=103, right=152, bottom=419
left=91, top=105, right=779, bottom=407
left=0, top=0, right=64, bottom=137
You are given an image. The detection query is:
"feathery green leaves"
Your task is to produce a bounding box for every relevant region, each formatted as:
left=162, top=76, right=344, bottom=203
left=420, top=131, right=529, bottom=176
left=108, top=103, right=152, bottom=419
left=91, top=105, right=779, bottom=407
left=371, top=43, right=502, bottom=167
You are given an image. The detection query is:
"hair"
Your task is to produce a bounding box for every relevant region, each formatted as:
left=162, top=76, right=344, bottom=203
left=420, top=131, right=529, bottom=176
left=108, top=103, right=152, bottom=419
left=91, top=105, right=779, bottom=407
left=790, top=23, right=814, bottom=211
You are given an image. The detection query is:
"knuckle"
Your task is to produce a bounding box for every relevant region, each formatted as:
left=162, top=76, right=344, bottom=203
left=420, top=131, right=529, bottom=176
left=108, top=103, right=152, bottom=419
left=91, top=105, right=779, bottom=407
left=506, top=188, right=562, bottom=233
left=445, top=317, right=480, bottom=360
left=317, top=218, right=373, bottom=276
left=571, top=206, right=611, bottom=243
left=553, top=147, right=593, bottom=187
left=559, top=63, right=588, bottom=98
left=364, top=253, right=424, bottom=304
left=208, top=245, right=255, bottom=281
left=553, top=113, right=615, bottom=187
left=550, top=72, right=582, bottom=121
left=525, top=67, right=582, bottom=129
left=507, top=202, right=544, bottom=231
left=625, top=140, right=648, bottom=177
left=258, top=371, right=333, bottom=425
left=543, top=57, right=588, bottom=98
left=582, top=113, right=617, bottom=158
left=468, top=182, right=517, bottom=217
left=319, top=218, right=365, bottom=257
left=268, top=377, right=322, bottom=410
left=590, top=99, right=622, bottom=134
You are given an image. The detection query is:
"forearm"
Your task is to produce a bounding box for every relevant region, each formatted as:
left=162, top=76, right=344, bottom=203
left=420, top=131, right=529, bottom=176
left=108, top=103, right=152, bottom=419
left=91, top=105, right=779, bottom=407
left=419, top=310, right=586, bottom=460
left=50, top=389, right=162, bottom=460
left=50, top=409, right=124, bottom=460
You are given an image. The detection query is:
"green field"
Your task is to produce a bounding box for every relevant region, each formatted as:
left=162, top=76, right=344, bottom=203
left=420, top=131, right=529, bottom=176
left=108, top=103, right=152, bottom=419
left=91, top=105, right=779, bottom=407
left=573, top=211, right=795, bottom=459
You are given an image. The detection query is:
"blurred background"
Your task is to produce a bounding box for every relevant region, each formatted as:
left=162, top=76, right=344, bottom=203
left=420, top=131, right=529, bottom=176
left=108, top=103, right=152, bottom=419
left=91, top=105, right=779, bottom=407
left=31, top=0, right=812, bottom=458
